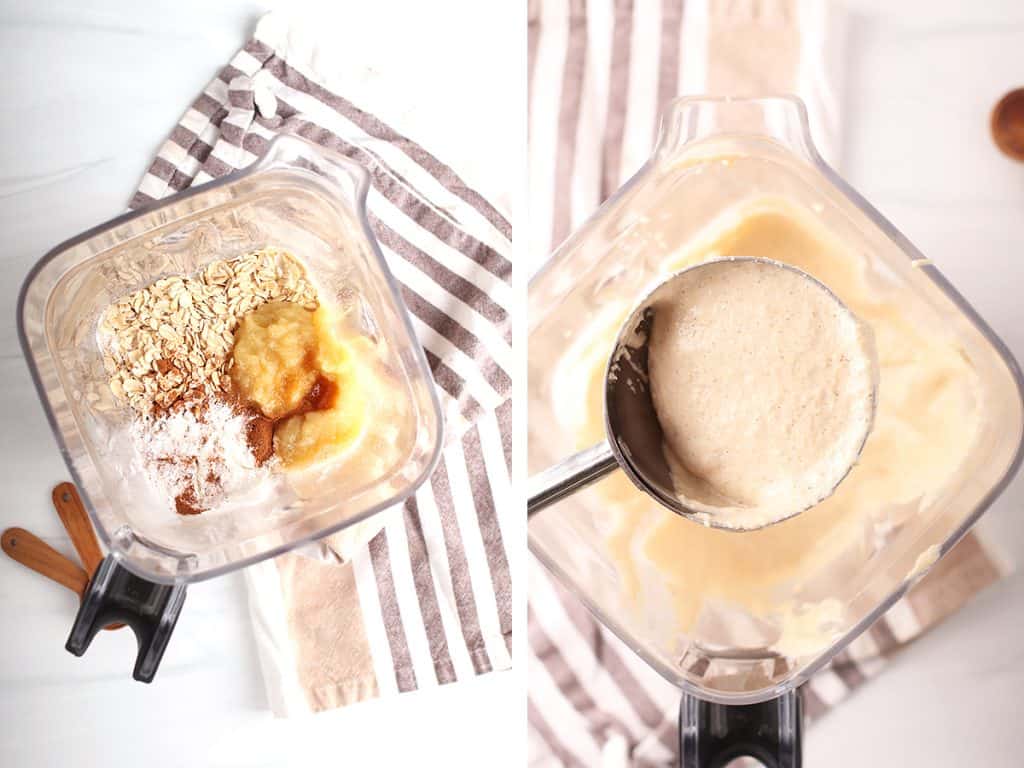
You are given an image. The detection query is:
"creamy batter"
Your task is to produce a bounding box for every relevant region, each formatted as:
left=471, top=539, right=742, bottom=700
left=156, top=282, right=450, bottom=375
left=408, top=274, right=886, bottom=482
left=552, top=196, right=980, bottom=654
left=646, top=259, right=876, bottom=527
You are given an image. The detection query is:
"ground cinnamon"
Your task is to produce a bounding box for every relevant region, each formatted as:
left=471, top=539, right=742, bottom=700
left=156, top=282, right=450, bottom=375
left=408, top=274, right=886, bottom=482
left=161, top=372, right=337, bottom=515
left=237, top=374, right=338, bottom=468
left=245, top=412, right=275, bottom=466
left=174, top=489, right=202, bottom=516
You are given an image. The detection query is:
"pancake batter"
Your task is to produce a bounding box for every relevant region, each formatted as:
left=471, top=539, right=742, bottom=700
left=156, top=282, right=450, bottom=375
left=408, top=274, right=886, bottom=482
left=553, top=196, right=979, bottom=654
left=646, top=259, right=876, bottom=527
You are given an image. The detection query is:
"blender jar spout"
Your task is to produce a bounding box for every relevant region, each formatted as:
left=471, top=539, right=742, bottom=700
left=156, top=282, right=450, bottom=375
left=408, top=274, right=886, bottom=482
left=654, top=95, right=822, bottom=164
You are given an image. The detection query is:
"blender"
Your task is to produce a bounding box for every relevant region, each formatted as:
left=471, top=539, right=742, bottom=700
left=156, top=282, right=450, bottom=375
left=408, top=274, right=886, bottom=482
left=18, top=135, right=443, bottom=681
left=527, top=96, right=1024, bottom=766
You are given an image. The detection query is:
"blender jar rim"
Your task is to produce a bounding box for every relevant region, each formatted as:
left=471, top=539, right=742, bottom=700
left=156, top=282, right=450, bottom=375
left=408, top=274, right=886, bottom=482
left=18, top=133, right=445, bottom=585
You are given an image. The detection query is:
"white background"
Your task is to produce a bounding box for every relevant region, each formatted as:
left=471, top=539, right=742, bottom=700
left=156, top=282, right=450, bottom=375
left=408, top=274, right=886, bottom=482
left=1, top=0, right=1023, bottom=766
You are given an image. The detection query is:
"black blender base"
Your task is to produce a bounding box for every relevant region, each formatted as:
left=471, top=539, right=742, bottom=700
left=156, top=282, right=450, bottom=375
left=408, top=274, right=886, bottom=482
left=680, top=687, right=803, bottom=768
left=66, top=555, right=187, bottom=683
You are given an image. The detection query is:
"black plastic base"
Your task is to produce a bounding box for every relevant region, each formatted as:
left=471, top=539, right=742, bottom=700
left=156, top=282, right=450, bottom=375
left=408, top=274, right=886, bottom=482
left=66, top=555, right=187, bottom=683
left=679, top=687, right=803, bottom=768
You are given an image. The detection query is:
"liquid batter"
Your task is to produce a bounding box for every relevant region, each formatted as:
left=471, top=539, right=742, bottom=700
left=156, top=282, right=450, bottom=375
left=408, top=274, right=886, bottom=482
left=554, top=197, right=979, bottom=653
left=646, top=259, right=876, bottom=526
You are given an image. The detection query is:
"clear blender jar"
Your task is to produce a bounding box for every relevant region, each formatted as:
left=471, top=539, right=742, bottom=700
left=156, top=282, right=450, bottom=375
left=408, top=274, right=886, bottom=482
left=528, top=96, right=1024, bottom=765
left=19, top=135, right=443, bottom=681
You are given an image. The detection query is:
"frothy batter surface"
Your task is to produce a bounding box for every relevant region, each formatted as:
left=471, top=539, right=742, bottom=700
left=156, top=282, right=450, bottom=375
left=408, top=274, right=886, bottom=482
left=552, top=197, right=980, bottom=653
left=646, top=259, right=876, bottom=526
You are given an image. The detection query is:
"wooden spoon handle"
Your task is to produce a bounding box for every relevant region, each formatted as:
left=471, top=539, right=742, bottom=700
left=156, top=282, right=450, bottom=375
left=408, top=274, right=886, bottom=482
left=52, top=482, right=104, bottom=574
left=2, top=527, right=89, bottom=598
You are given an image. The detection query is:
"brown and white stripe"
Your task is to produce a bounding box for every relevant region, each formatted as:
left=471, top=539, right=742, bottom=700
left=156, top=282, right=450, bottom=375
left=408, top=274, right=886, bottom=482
left=527, top=0, right=1006, bottom=764
left=134, top=31, right=512, bottom=701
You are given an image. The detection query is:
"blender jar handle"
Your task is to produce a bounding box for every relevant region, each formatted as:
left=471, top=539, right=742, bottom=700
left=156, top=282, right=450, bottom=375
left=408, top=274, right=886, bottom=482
left=679, top=688, right=803, bottom=768
left=65, top=554, right=187, bottom=683
left=528, top=441, right=618, bottom=517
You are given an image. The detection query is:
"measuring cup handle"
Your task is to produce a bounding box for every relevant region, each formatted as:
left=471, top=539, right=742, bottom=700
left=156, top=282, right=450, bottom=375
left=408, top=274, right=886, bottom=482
left=679, top=687, right=803, bottom=768
left=527, top=441, right=618, bottom=517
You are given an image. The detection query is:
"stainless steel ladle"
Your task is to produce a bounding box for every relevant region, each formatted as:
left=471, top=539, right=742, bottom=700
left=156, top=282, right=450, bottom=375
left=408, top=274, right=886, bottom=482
left=526, top=257, right=876, bottom=531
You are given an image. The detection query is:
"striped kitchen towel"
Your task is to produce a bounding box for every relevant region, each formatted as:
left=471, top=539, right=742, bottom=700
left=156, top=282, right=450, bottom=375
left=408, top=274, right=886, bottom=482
left=527, top=0, right=1007, bottom=764
left=131, top=12, right=512, bottom=713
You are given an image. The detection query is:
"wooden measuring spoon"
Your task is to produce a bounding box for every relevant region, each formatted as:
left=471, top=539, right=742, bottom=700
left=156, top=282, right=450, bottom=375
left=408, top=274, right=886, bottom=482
left=51, top=482, right=125, bottom=631
left=2, top=527, right=89, bottom=596
left=52, top=483, right=104, bottom=575
left=1, top=526, right=123, bottom=631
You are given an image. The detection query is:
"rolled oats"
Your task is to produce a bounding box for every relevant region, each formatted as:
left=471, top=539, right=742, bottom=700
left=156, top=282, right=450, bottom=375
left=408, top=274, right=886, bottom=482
left=98, top=248, right=320, bottom=414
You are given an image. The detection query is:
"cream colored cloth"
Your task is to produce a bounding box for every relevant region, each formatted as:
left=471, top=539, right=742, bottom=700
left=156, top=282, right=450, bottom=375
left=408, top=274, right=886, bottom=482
left=248, top=550, right=379, bottom=713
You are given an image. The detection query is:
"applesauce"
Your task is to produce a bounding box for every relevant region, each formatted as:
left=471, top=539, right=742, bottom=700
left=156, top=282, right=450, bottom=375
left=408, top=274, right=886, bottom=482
left=231, top=301, right=369, bottom=469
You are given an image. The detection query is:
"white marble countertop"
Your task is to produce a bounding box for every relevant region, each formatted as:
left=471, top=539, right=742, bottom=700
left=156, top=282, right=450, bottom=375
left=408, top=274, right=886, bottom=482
left=1, top=0, right=1024, bottom=765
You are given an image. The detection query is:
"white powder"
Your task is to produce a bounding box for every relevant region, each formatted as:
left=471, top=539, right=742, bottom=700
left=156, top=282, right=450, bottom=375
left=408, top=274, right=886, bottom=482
left=130, top=399, right=273, bottom=515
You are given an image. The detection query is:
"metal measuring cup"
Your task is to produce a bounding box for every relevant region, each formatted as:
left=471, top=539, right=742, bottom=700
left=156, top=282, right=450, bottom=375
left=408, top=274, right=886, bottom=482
left=527, top=257, right=877, bottom=531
